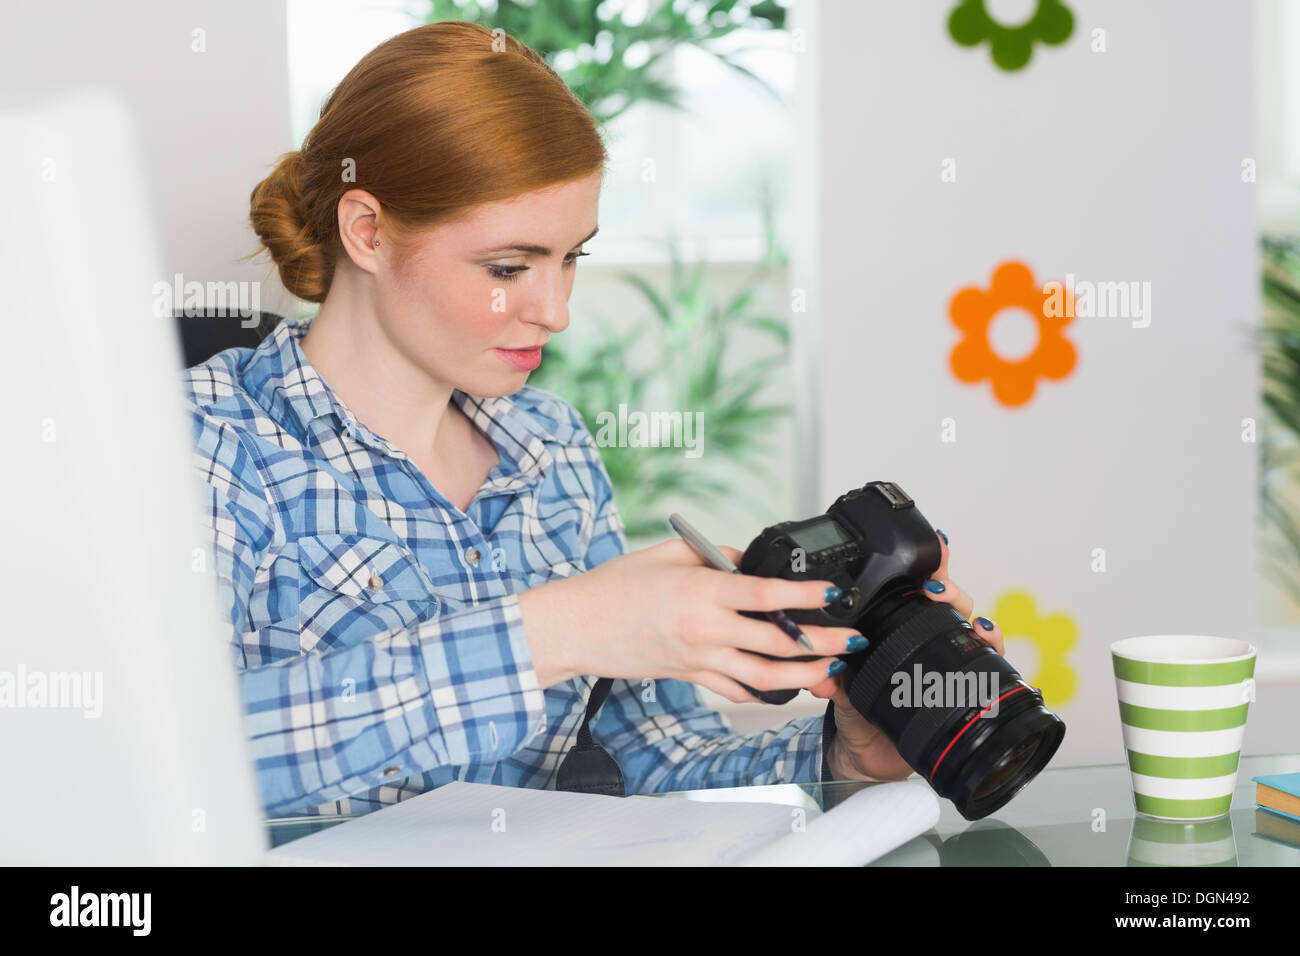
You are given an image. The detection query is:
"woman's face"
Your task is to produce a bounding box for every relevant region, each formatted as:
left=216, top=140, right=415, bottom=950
left=373, top=170, right=603, bottom=398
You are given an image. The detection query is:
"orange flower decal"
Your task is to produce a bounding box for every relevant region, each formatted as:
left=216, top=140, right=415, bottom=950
left=949, top=260, right=1077, bottom=407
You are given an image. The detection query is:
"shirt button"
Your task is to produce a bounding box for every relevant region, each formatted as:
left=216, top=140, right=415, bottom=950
left=381, top=765, right=401, bottom=777
left=465, top=547, right=481, bottom=567
left=367, top=574, right=383, bottom=590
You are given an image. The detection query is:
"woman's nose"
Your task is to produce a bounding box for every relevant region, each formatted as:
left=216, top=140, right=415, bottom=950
left=533, top=302, right=569, bottom=334
left=523, top=272, right=571, bottom=333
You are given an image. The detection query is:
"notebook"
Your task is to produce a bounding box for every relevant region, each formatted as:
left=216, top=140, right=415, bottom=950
left=268, top=779, right=941, bottom=866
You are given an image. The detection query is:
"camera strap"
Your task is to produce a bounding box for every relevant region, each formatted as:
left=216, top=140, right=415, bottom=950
left=556, top=678, right=839, bottom=794
left=555, top=676, right=626, bottom=796
left=821, top=699, right=838, bottom=781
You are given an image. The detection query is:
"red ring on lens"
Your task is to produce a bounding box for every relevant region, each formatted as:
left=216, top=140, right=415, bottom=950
left=927, top=684, right=1032, bottom=782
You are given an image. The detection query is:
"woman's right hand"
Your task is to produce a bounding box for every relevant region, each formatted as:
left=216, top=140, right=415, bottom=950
left=517, top=538, right=864, bottom=702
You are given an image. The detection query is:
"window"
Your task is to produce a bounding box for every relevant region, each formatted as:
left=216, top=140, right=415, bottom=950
left=286, top=0, right=795, bottom=264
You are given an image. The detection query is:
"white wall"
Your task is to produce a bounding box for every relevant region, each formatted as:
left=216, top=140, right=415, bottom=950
left=796, top=0, right=1287, bottom=763
left=0, top=0, right=296, bottom=318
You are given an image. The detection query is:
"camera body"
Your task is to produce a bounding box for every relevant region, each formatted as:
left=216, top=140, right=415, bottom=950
left=739, top=479, right=943, bottom=643
left=737, top=480, right=1066, bottom=819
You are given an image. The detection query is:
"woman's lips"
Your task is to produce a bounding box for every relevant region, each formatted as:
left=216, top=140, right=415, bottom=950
left=494, top=346, right=542, bottom=371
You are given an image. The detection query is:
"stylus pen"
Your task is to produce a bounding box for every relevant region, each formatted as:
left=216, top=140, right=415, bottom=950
left=668, top=513, right=816, bottom=651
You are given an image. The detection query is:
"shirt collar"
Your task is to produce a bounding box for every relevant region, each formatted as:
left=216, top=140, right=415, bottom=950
left=245, top=316, right=584, bottom=487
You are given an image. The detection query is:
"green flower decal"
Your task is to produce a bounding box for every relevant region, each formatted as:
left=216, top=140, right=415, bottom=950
left=948, top=0, right=1074, bottom=71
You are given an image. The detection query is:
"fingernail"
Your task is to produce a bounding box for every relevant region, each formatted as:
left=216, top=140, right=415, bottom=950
left=976, top=616, right=994, bottom=630
left=846, top=634, right=869, bottom=652
left=828, top=660, right=847, bottom=676
left=924, top=579, right=945, bottom=594
left=937, top=529, right=948, bottom=545
left=823, top=586, right=843, bottom=604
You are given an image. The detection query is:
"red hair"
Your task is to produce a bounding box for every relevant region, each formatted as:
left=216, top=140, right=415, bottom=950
left=249, top=20, right=608, bottom=302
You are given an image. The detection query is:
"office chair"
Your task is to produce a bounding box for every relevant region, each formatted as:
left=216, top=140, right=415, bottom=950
left=174, top=309, right=285, bottom=368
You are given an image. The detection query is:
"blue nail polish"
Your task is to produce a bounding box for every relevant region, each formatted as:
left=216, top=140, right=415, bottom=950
left=828, top=660, right=846, bottom=677
left=846, top=634, right=869, bottom=652
left=924, top=579, right=945, bottom=594
left=938, top=529, right=948, bottom=545
left=976, top=616, right=994, bottom=630
left=824, top=586, right=843, bottom=604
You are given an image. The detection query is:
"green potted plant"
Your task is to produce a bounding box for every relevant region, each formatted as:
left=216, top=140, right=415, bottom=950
left=424, top=0, right=791, bottom=125
left=1258, top=233, right=1300, bottom=606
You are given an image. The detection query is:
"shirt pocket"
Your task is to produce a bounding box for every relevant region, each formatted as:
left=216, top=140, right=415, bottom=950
left=296, top=533, right=441, bottom=653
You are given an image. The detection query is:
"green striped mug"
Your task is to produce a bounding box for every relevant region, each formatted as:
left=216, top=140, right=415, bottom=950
left=1110, top=635, right=1256, bottom=822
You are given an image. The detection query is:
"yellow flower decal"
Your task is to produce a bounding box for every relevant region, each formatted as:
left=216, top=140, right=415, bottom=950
left=988, top=590, right=1078, bottom=706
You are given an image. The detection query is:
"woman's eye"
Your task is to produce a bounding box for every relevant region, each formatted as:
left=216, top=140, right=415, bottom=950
left=486, top=251, right=589, bottom=282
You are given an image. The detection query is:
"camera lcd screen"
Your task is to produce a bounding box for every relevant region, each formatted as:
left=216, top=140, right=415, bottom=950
left=789, top=520, right=848, bottom=553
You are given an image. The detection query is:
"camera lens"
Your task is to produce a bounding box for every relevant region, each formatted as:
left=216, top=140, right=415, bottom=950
left=971, top=732, right=1042, bottom=802
left=840, top=592, right=1065, bottom=820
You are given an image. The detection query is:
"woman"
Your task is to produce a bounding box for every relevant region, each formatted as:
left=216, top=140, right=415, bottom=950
left=185, top=20, right=1006, bottom=817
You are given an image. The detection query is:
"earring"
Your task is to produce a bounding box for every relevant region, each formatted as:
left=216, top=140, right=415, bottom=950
left=373, top=240, right=380, bottom=247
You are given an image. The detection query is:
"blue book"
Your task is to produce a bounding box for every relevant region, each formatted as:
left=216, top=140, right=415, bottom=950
left=1251, top=771, right=1300, bottom=823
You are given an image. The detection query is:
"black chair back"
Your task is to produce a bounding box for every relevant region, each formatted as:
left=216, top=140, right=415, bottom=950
left=174, top=310, right=285, bottom=368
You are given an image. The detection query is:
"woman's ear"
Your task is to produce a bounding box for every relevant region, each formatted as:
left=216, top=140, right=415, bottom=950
left=335, top=188, right=382, bottom=273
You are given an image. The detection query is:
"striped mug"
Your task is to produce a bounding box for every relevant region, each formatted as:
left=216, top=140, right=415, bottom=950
left=1110, top=635, right=1256, bottom=821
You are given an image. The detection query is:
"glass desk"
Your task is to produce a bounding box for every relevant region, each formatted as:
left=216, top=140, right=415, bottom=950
left=265, top=753, right=1300, bottom=865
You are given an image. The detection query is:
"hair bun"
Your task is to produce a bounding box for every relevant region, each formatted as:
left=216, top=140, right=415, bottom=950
left=249, top=150, right=331, bottom=302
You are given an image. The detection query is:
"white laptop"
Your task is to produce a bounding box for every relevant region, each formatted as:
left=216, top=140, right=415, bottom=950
left=0, top=87, right=266, bottom=864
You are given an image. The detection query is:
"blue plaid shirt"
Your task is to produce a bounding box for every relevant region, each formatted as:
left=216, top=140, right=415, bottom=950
left=182, top=316, right=825, bottom=817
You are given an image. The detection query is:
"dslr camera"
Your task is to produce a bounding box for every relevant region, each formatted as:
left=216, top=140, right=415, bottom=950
left=737, top=480, right=1065, bottom=820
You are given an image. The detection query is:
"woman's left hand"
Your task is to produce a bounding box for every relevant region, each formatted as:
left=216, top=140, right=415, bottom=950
left=805, top=529, right=1006, bottom=782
